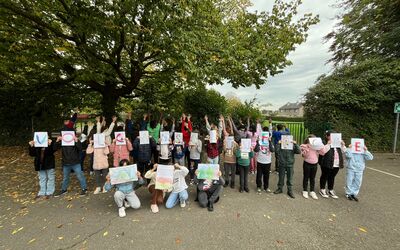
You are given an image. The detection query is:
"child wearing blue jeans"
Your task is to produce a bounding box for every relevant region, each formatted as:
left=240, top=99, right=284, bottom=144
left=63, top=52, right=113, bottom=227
left=105, top=159, right=145, bottom=218
left=165, top=164, right=189, bottom=209
left=344, top=144, right=373, bottom=201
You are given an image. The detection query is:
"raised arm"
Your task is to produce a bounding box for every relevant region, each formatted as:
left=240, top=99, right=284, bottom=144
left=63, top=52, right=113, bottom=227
left=204, top=115, right=211, bottom=132
left=230, top=117, right=239, bottom=135
left=246, top=117, right=250, bottom=132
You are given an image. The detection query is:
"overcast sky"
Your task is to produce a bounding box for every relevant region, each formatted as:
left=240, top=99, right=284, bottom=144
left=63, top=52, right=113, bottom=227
left=209, top=0, right=340, bottom=110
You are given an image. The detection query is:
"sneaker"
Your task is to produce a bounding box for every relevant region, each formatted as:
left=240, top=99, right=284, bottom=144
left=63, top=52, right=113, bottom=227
left=309, top=191, right=318, bottom=200
left=265, top=188, right=272, bottom=193
left=102, top=186, right=108, bottom=193
left=189, top=179, right=194, bottom=185
left=123, top=199, right=130, bottom=208
left=351, top=195, right=359, bottom=202
left=34, top=195, right=44, bottom=200
left=93, top=187, right=101, bottom=194
left=273, top=189, right=283, bottom=194
left=118, top=207, right=126, bottom=218
left=287, top=191, right=295, bottom=199
left=207, top=202, right=214, bottom=212
left=244, top=187, right=250, bottom=193
left=319, top=189, right=329, bottom=198
left=180, top=200, right=186, bottom=208
left=79, top=189, right=87, bottom=196
left=346, top=194, right=353, bottom=201
left=302, top=191, right=309, bottom=199
left=257, top=188, right=262, bottom=194
left=230, top=183, right=235, bottom=189
left=150, top=204, right=159, bottom=213
left=54, top=190, right=67, bottom=197
left=90, top=171, right=94, bottom=176
left=328, top=190, right=338, bottom=199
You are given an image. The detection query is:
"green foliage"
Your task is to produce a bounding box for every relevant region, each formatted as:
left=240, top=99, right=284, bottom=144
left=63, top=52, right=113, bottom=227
left=304, top=58, right=400, bottom=151
left=226, top=96, right=262, bottom=122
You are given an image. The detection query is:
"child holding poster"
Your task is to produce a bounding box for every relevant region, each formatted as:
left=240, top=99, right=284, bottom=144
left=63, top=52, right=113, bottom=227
left=195, top=169, right=224, bottom=212
left=104, top=159, right=145, bottom=218
left=189, top=130, right=202, bottom=184
left=144, top=164, right=165, bottom=213
left=86, top=134, right=110, bottom=194
left=29, top=134, right=58, bottom=199
left=248, top=119, right=262, bottom=174
left=110, top=127, right=133, bottom=167
left=173, top=136, right=186, bottom=166
left=254, top=127, right=275, bottom=193
left=300, top=135, right=325, bottom=200
left=165, top=164, right=189, bottom=209
left=235, top=141, right=254, bottom=193
left=344, top=141, right=373, bottom=201
left=222, top=117, right=239, bottom=188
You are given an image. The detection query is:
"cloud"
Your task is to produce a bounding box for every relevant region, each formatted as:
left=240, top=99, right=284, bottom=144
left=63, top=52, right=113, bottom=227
left=210, top=0, right=340, bottom=110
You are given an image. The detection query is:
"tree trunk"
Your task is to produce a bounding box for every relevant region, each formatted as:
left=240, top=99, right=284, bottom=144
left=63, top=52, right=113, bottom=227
left=100, top=90, right=119, bottom=126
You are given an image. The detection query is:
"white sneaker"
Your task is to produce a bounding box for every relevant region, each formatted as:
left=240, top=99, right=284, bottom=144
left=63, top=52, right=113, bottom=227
left=328, top=190, right=339, bottom=199
left=302, top=191, right=309, bottom=199
left=151, top=204, right=159, bottom=213
left=118, top=207, right=126, bottom=217
left=180, top=200, right=186, bottom=208
left=93, top=187, right=101, bottom=194
left=309, top=191, right=318, bottom=200
left=102, top=186, right=108, bottom=193
left=319, top=189, right=329, bottom=198
left=123, top=200, right=130, bottom=208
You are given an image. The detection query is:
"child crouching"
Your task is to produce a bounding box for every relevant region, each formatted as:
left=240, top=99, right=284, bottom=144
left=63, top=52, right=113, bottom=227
left=165, top=164, right=189, bottom=209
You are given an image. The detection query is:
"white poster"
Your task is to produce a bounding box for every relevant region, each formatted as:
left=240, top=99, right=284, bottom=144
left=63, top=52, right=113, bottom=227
left=281, top=135, right=293, bottom=150
left=160, top=131, right=170, bottom=145
left=351, top=138, right=365, bottom=154
left=209, top=130, right=217, bottom=143
left=109, top=164, right=138, bottom=185
left=309, top=137, right=324, bottom=150
left=174, top=132, right=183, bottom=145
left=34, top=132, right=48, bottom=148
left=94, top=133, right=106, bottom=148
left=226, top=136, right=234, bottom=149
left=190, top=132, right=198, bottom=144
left=139, top=131, right=149, bottom=145
left=115, top=132, right=126, bottom=146
left=155, top=165, right=174, bottom=190
left=259, top=131, right=270, bottom=147
left=61, top=131, right=75, bottom=146
left=241, top=138, right=252, bottom=153
left=330, top=133, right=342, bottom=148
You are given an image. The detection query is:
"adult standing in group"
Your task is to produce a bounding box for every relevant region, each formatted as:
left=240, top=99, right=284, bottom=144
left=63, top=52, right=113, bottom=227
left=272, top=124, right=289, bottom=173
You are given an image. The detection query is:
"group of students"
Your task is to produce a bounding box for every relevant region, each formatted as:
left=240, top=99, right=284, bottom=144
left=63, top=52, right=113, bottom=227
left=28, top=111, right=374, bottom=218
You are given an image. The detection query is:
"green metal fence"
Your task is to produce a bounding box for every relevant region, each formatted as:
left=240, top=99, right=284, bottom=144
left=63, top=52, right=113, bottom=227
left=272, top=121, right=309, bottom=144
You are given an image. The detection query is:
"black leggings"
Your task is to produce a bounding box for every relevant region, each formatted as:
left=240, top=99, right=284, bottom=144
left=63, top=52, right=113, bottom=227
left=320, top=167, right=339, bottom=190
left=303, top=162, right=318, bottom=191
left=256, top=162, right=271, bottom=189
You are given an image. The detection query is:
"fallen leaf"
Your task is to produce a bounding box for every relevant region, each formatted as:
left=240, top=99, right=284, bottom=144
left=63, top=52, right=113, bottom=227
left=12, top=227, right=24, bottom=235
left=328, top=218, right=334, bottom=222
left=58, top=236, right=64, bottom=240
left=332, top=214, right=336, bottom=217
left=28, top=238, right=36, bottom=244
left=103, top=231, right=108, bottom=236
left=263, top=214, right=266, bottom=217
left=276, top=240, right=284, bottom=244
left=132, top=219, right=140, bottom=222
left=358, top=227, right=367, bottom=233
left=267, top=216, right=271, bottom=219
left=175, top=238, right=182, bottom=244
left=57, top=224, right=63, bottom=228
left=236, top=213, right=240, bottom=218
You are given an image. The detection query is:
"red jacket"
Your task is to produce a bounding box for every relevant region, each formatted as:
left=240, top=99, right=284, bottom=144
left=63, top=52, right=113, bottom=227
left=207, top=139, right=220, bottom=159
left=181, top=120, right=192, bottom=146
left=109, top=140, right=133, bottom=167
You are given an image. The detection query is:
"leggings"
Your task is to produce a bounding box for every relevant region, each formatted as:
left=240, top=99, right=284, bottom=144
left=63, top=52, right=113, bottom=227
left=303, top=161, right=318, bottom=191
left=320, top=167, right=340, bottom=190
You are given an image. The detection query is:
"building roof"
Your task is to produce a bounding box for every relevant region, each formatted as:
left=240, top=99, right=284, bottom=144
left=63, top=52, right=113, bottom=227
left=279, top=102, right=303, bottom=110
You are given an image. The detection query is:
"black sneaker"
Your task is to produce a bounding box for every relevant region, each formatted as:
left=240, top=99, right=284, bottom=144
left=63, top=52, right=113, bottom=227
left=239, top=188, right=244, bottom=193
left=54, top=190, right=67, bottom=197
left=351, top=195, right=359, bottom=202
left=346, top=195, right=353, bottom=201
left=244, top=187, right=250, bottom=193
left=273, top=189, right=283, bottom=194
left=79, top=189, right=87, bottom=196
left=287, top=191, right=295, bottom=199
left=207, top=202, right=214, bottom=212
left=223, top=181, right=229, bottom=188
left=230, top=183, right=235, bottom=189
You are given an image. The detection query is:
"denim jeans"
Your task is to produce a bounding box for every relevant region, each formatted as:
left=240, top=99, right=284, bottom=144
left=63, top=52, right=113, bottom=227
left=61, top=163, right=87, bottom=191
left=165, top=190, right=188, bottom=208
left=38, top=169, right=55, bottom=196
left=207, top=156, right=219, bottom=164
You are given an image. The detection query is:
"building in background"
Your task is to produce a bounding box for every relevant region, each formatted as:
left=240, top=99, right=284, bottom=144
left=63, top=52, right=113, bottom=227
left=278, top=102, right=304, bottom=117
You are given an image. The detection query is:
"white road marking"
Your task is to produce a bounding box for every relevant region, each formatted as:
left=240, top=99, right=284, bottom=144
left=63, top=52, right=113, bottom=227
left=367, top=167, right=400, bottom=179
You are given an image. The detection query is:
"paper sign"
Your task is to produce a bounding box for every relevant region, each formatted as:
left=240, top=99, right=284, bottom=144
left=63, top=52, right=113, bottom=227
left=94, top=133, right=106, bottom=148
left=309, top=137, right=324, bottom=150
left=61, top=131, right=75, bottom=146
left=190, top=132, right=198, bottom=144
left=241, top=152, right=249, bottom=159
left=115, top=132, right=126, bottom=145
left=109, top=164, right=138, bottom=185
left=139, top=131, right=149, bottom=145
left=330, top=133, right=342, bottom=148
left=226, top=136, right=234, bottom=149
left=34, top=132, right=48, bottom=147
left=197, top=164, right=219, bottom=180
left=259, top=131, right=270, bottom=147
left=160, top=131, right=170, bottom=145
left=155, top=165, right=174, bottom=190
left=241, top=138, right=252, bottom=153
left=281, top=135, right=293, bottom=150
left=174, top=132, right=183, bottom=145
left=351, top=138, right=365, bottom=154
left=209, top=130, right=217, bottom=143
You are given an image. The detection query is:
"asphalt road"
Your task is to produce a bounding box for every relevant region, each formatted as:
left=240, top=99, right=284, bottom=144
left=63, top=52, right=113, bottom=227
left=0, top=152, right=399, bottom=250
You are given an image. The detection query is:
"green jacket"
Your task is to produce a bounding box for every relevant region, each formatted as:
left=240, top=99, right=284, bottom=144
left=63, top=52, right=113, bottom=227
left=276, top=143, right=301, bottom=168
left=147, top=123, right=161, bottom=143
left=235, top=149, right=254, bottom=167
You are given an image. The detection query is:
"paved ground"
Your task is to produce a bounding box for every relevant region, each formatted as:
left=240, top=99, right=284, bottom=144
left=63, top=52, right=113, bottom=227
left=0, top=147, right=399, bottom=250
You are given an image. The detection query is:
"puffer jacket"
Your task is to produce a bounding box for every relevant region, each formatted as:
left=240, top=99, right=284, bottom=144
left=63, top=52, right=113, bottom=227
left=109, top=140, right=133, bottom=167
left=86, top=144, right=109, bottom=170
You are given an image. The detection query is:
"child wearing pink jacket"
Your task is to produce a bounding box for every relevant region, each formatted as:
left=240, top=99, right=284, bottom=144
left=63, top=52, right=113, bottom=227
left=300, top=134, right=324, bottom=200
left=87, top=137, right=110, bottom=194
left=109, top=138, right=133, bottom=167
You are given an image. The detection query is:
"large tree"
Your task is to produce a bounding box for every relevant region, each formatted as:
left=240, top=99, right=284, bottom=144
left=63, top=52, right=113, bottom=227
left=0, top=0, right=318, bottom=119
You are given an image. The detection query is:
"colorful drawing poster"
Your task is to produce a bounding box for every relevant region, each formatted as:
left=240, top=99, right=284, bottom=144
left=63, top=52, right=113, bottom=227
left=115, top=132, right=126, bottom=145
left=309, top=137, right=324, bottom=150
left=160, top=131, right=170, bottom=145
left=241, top=138, right=252, bottom=153
left=226, top=136, right=234, bottom=149
left=109, top=164, right=138, bottom=185
left=155, top=165, right=174, bottom=190
left=197, top=164, right=219, bottom=180
left=174, top=132, right=183, bottom=145
left=34, top=132, right=48, bottom=147
left=259, top=131, right=270, bottom=147
left=209, top=130, right=217, bottom=143
left=94, top=133, right=106, bottom=148
left=281, top=135, right=293, bottom=150
left=190, top=132, right=198, bottom=144
left=139, top=131, right=149, bottom=145
left=61, top=131, right=75, bottom=146
left=330, top=133, right=342, bottom=148
left=351, top=138, right=365, bottom=154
